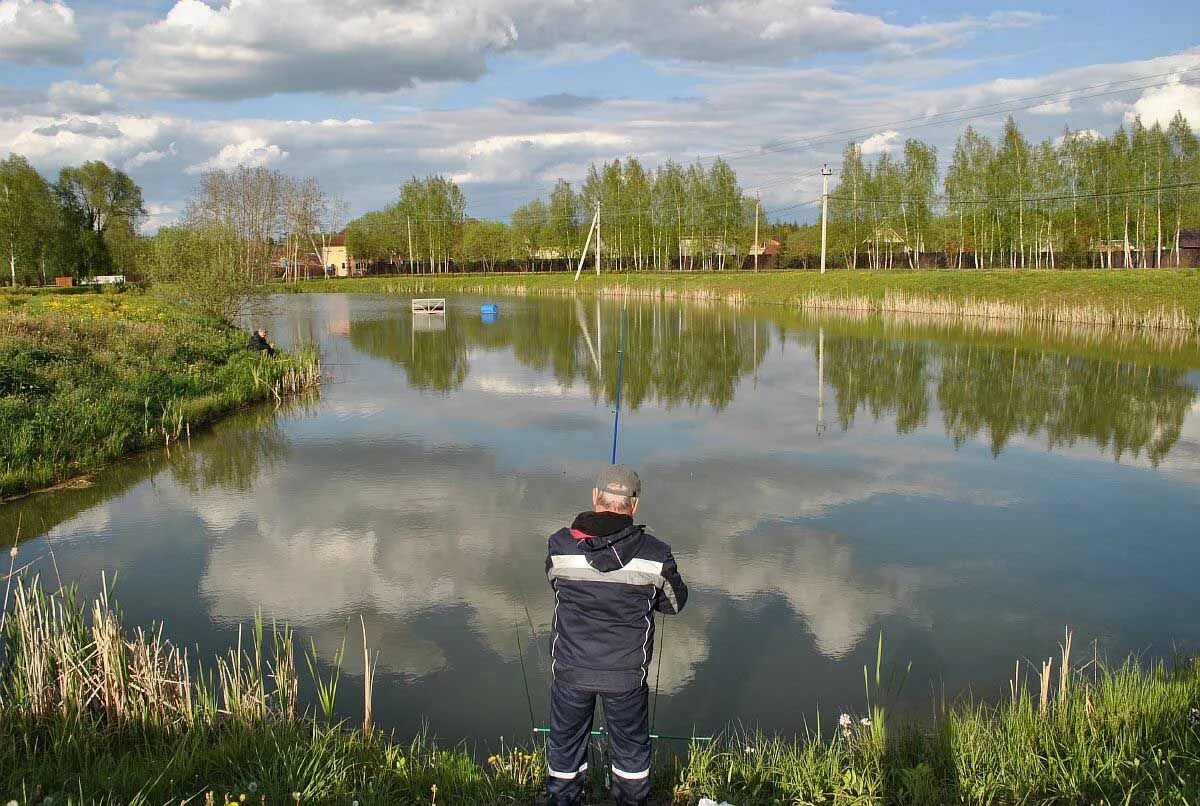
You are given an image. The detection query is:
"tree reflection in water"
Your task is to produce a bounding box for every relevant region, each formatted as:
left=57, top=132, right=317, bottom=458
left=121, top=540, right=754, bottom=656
left=349, top=297, right=1196, bottom=464
left=349, top=299, right=770, bottom=411
left=813, top=328, right=1195, bottom=464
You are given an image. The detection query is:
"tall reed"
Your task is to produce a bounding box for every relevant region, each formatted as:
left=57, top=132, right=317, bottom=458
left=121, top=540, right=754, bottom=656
left=4, top=580, right=1199, bottom=803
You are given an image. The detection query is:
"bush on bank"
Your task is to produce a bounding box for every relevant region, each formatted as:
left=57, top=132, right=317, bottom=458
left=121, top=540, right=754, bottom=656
left=0, top=290, right=318, bottom=499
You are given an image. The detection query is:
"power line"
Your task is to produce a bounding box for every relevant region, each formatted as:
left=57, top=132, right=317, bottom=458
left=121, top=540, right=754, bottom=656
left=824, top=180, right=1200, bottom=209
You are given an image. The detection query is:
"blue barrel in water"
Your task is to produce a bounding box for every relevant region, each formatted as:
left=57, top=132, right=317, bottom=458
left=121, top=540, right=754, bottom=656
left=480, top=303, right=499, bottom=324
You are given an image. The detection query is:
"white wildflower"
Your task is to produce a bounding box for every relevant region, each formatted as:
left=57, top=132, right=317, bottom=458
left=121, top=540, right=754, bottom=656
left=838, top=713, right=852, bottom=729
left=860, top=717, right=872, bottom=727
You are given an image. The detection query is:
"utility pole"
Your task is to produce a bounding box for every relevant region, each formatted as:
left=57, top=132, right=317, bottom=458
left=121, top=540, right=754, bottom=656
left=574, top=206, right=600, bottom=281
left=820, top=165, right=833, bottom=275
left=753, top=191, right=760, bottom=273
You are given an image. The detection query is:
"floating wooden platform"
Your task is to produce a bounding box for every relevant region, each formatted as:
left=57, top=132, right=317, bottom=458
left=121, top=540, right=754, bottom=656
left=412, top=298, right=446, bottom=314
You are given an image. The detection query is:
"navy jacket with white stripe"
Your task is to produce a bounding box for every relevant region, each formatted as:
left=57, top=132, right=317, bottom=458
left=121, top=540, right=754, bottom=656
left=546, top=514, right=688, bottom=692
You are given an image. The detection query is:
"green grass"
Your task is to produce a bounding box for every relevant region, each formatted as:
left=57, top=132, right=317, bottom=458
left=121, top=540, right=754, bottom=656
left=0, top=289, right=320, bottom=499
left=278, top=269, right=1200, bottom=329
left=3, top=579, right=1199, bottom=804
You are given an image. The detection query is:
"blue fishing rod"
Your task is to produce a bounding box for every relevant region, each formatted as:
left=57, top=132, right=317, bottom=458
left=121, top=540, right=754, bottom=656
left=611, top=303, right=626, bottom=465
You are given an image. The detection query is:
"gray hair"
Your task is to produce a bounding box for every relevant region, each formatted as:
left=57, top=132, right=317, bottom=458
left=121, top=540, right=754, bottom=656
left=596, top=489, right=637, bottom=514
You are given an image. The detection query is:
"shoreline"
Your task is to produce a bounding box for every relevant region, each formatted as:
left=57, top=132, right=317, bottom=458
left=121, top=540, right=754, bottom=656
left=276, top=269, right=1200, bottom=333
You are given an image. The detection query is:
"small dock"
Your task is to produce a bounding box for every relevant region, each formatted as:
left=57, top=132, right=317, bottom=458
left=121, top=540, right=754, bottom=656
left=412, top=298, right=446, bottom=314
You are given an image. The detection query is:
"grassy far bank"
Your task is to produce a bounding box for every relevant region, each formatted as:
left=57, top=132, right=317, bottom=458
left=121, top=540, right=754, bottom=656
left=3, top=580, right=1200, bottom=805
left=280, top=269, right=1200, bottom=330
left=0, top=289, right=320, bottom=499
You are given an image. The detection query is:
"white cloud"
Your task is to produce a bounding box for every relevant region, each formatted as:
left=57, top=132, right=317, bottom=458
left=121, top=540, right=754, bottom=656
left=860, top=130, right=901, bottom=155
left=105, top=0, right=1024, bottom=101
left=1030, top=99, right=1072, bottom=115
left=110, top=0, right=516, bottom=99
left=185, top=138, right=289, bottom=173
left=124, top=141, right=177, bottom=171
left=1126, top=78, right=1200, bottom=128
left=0, top=0, right=81, bottom=64
left=442, top=130, right=632, bottom=184
left=47, top=81, right=117, bottom=115
left=33, top=117, right=122, bottom=139
left=985, top=10, right=1052, bottom=28
left=142, top=201, right=180, bottom=232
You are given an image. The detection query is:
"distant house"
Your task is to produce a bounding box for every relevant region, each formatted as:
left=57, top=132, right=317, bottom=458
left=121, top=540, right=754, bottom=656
left=533, top=246, right=566, bottom=261
left=864, top=225, right=923, bottom=254
left=748, top=237, right=781, bottom=257
left=679, top=237, right=737, bottom=258
left=1179, top=230, right=1200, bottom=268
left=1093, top=239, right=1140, bottom=267
left=320, top=230, right=356, bottom=277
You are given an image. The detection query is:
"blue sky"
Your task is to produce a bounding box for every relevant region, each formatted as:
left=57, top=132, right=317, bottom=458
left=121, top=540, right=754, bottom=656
left=1, top=0, right=1198, bottom=229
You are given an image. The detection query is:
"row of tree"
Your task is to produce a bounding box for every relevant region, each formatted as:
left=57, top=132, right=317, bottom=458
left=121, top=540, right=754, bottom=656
left=348, top=159, right=759, bottom=272
left=0, top=156, right=145, bottom=285
left=823, top=113, right=1200, bottom=269
left=348, top=113, right=1200, bottom=272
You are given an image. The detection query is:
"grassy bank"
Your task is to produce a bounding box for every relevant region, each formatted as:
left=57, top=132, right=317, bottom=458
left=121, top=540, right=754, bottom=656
left=3, top=579, right=1199, bottom=804
left=0, top=290, right=320, bottom=499
left=279, top=269, right=1200, bottom=331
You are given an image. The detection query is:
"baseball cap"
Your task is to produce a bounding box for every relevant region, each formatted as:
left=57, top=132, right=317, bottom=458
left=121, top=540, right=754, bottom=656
left=596, top=464, right=641, bottom=498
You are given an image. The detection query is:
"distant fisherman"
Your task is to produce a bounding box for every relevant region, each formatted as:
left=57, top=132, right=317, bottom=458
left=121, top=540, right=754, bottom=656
left=545, top=465, right=688, bottom=806
left=248, top=328, right=275, bottom=356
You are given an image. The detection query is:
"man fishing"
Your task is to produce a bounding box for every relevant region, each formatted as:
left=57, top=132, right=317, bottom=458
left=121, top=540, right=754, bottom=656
left=545, top=465, right=688, bottom=806
left=248, top=328, right=275, bottom=356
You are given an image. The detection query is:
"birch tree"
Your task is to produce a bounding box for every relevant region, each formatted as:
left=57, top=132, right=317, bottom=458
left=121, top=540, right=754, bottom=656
left=0, top=155, right=57, bottom=286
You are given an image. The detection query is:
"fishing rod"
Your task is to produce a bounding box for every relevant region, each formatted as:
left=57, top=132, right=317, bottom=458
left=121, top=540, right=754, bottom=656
left=531, top=727, right=712, bottom=743
left=610, top=302, right=626, bottom=465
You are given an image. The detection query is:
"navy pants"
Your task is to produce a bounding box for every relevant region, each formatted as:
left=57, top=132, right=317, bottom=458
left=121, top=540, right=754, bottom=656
left=547, top=680, right=651, bottom=806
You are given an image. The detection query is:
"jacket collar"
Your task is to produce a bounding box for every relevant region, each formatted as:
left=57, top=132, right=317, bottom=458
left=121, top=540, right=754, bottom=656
left=570, top=510, right=633, bottom=539
left=567, top=512, right=646, bottom=573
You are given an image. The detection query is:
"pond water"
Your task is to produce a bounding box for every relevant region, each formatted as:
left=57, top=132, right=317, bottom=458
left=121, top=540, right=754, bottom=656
left=5, top=292, right=1200, bottom=743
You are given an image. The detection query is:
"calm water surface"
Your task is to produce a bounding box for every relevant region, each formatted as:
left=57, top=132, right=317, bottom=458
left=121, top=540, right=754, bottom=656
left=5, top=293, right=1200, bottom=742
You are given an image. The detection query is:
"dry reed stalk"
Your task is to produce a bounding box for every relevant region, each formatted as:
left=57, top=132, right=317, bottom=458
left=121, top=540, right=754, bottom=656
left=361, top=615, right=375, bottom=737
left=0, top=517, right=20, bottom=637
left=799, top=290, right=1199, bottom=333
left=1039, top=656, right=1054, bottom=717
left=1059, top=628, right=1073, bottom=702
left=3, top=579, right=321, bottom=729
left=1010, top=659, right=1021, bottom=704
left=93, top=580, right=128, bottom=722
